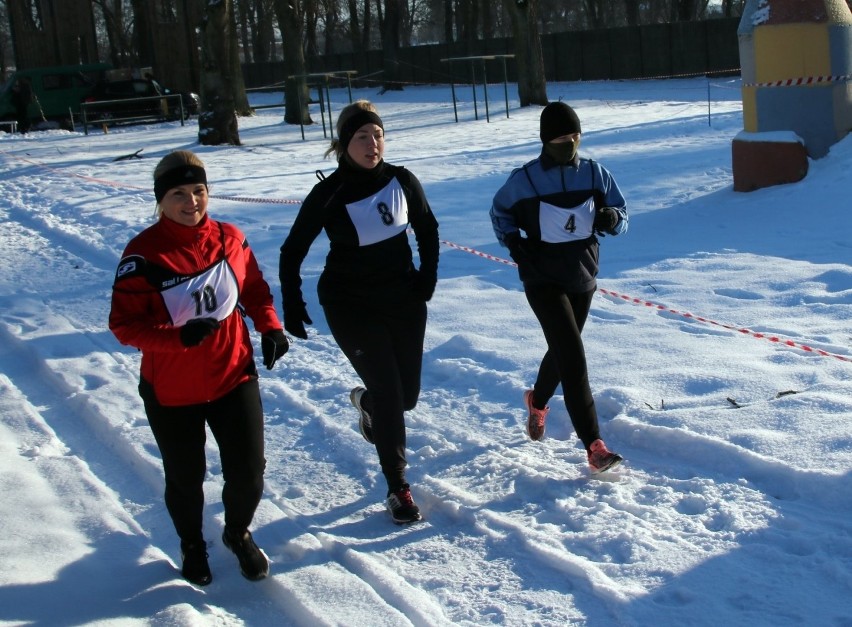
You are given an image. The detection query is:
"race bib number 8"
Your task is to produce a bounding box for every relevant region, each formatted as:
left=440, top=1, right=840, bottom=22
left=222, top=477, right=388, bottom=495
left=346, top=178, right=409, bottom=246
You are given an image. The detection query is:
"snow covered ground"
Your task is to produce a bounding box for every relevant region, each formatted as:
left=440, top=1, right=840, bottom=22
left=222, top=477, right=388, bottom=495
left=0, top=77, right=850, bottom=626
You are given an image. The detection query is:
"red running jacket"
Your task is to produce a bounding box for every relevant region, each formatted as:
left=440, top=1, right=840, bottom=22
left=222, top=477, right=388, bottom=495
left=109, top=215, right=282, bottom=406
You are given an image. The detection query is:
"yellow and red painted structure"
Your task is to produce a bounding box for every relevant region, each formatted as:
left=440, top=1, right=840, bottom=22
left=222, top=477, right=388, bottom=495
left=733, top=0, right=852, bottom=191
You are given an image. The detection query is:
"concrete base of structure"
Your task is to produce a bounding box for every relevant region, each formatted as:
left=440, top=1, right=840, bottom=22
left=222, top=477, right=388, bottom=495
left=732, top=131, right=809, bottom=192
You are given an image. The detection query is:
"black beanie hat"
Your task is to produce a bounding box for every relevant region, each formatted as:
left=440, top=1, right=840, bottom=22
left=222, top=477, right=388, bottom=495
left=339, top=110, right=384, bottom=151
left=539, top=101, right=582, bottom=143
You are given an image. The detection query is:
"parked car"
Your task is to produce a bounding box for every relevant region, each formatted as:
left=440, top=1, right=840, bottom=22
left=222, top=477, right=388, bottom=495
left=0, top=63, right=112, bottom=130
left=81, top=78, right=199, bottom=123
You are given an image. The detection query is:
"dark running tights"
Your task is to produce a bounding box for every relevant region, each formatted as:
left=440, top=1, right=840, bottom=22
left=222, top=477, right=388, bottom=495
left=140, top=378, right=266, bottom=545
left=524, top=285, right=601, bottom=449
left=323, top=298, right=427, bottom=493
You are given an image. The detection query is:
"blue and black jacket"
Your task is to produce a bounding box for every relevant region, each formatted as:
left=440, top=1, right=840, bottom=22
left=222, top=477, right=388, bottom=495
left=490, top=151, right=627, bottom=292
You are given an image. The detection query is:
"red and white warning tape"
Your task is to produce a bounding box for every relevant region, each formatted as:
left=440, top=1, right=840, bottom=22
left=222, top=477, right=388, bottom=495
left=210, top=194, right=302, bottom=205
left=596, top=288, right=851, bottom=363
left=743, top=73, right=852, bottom=88
left=440, top=240, right=851, bottom=364
left=4, top=150, right=849, bottom=365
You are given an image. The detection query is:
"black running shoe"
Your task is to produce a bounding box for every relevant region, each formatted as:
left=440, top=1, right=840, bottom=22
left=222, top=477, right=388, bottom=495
left=180, top=540, right=212, bottom=586
left=350, top=386, right=374, bottom=444
left=222, top=528, right=269, bottom=581
left=386, top=484, right=422, bottom=524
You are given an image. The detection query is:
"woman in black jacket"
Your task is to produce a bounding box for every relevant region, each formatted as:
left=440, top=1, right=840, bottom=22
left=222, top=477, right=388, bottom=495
left=279, top=100, right=439, bottom=524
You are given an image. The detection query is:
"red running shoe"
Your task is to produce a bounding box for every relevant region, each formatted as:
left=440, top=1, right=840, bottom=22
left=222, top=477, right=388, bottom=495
left=587, top=439, right=624, bottom=474
left=523, top=389, right=549, bottom=441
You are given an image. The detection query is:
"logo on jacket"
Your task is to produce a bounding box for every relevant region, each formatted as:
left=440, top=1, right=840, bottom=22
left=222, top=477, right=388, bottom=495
left=117, top=260, right=136, bottom=277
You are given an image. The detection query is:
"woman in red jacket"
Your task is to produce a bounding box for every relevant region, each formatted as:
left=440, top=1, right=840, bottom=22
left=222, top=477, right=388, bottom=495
left=109, top=150, right=288, bottom=586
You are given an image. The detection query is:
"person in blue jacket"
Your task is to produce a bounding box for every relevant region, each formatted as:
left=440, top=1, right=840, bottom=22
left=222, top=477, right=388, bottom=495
left=490, top=100, right=627, bottom=473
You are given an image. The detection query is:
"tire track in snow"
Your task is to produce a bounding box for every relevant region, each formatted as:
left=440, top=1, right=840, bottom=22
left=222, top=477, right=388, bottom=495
left=0, top=191, right=447, bottom=623
left=0, top=161, right=458, bottom=623
left=0, top=303, right=446, bottom=625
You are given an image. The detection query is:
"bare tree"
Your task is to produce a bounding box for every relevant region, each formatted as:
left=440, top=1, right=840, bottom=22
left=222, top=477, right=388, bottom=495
left=399, top=0, right=411, bottom=46
left=455, top=0, right=478, bottom=52
left=236, top=0, right=252, bottom=62
left=321, top=0, right=342, bottom=55
left=346, top=0, right=363, bottom=53
left=624, top=0, right=640, bottom=26
left=92, top=0, right=132, bottom=68
left=443, top=0, right=453, bottom=42
left=229, top=2, right=251, bottom=114
left=198, top=0, right=242, bottom=145
left=233, top=0, right=278, bottom=63
left=502, top=0, right=547, bottom=107
left=304, top=0, right=320, bottom=64
left=720, top=0, right=745, bottom=18
left=129, top=0, right=153, bottom=67
left=584, top=0, right=605, bottom=29
left=671, top=0, right=710, bottom=21
left=381, top=0, right=403, bottom=90
left=272, top=0, right=313, bottom=125
left=254, top=0, right=277, bottom=61
left=480, top=0, right=495, bottom=39
left=362, top=0, right=373, bottom=50
left=0, top=1, right=8, bottom=77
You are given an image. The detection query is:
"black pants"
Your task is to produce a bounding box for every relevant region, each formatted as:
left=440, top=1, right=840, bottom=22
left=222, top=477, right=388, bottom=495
left=323, top=298, right=427, bottom=493
left=140, top=378, right=266, bottom=545
left=524, top=284, right=600, bottom=448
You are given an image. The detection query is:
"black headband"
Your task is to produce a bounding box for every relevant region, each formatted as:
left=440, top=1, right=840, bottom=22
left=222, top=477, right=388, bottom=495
left=154, top=165, right=207, bottom=202
left=338, top=110, right=384, bottom=150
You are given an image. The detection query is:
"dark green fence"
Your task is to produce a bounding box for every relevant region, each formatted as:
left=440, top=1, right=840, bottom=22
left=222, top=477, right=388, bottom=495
left=242, top=17, right=740, bottom=90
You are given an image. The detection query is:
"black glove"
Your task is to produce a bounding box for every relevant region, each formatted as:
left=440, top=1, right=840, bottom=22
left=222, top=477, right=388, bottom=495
left=413, top=270, right=437, bottom=302
left=179, top=317, right=220, bottom=347
left=283, top=299, right=313, bottom=340
left=593, top=207, right=619, bottom=235
left=504, top=231, right=531, bottom=266
left=261, top=329, right=289, bottom=369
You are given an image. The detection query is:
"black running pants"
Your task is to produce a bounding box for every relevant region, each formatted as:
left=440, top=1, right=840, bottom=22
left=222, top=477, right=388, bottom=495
left=140, top=378, right=266, bottom=544
left=524, top=285, right=600, bottom=448
left=323, top=298, right=427, bottom=493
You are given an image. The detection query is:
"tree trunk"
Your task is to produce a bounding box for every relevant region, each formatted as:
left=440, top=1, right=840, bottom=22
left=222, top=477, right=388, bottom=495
left=304, top=0, right=320, bottom=65
left=346, top=0, right=363, bottom=54
left=129, top=0, right=153, bottom=67
left=237, top=0, right=252, bottom=63
left=362, top=0, right=372, bottom=52
left=93, top=0, right=123, bottom=68
left=198, top=0, right=241, bottom=146
left=443, top=0, right=453, bottom=43
left=624, top=0, right=640, bottom=26
left=381, top=0, right=403, bottom=91
left=502, top=0, right=547, bottom=107
left=255, top=1, right=277, bottom=62
left=481, top=0, right=494, bottom=40
left=584, top=0, right=604, bottom=29
left=228, top=1, right=251, bottom=115
left=273, top=0, right=313, bottom=125
left=399, top=0, right=412, bottom=47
